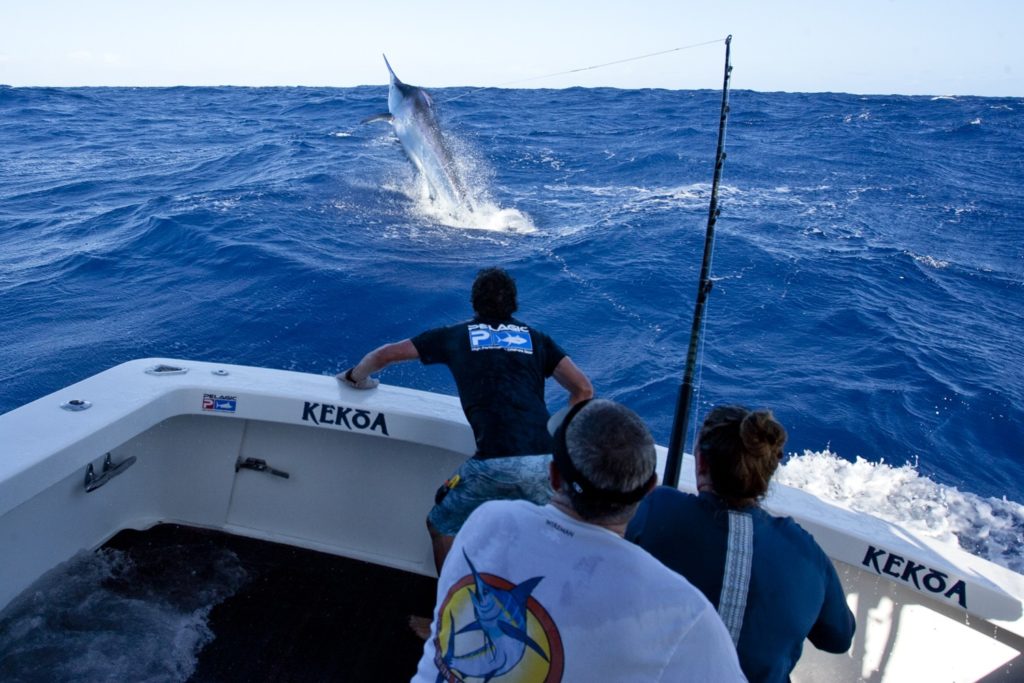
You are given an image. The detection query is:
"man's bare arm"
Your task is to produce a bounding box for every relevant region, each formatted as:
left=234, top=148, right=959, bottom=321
left=552, top=356, right=594, bottom=405
left=341, top=339, right=420, bottom=388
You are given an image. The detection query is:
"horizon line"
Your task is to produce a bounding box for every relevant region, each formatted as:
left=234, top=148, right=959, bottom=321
left=1, top=82, right=1020, bottom=99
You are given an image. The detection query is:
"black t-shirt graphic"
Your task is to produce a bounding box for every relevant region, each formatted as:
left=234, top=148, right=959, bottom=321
left=412, top=317, right=566, bottom=459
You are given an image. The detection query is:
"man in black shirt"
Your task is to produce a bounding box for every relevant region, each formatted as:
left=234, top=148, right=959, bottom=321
left=341, top=268, right=592, bottom=573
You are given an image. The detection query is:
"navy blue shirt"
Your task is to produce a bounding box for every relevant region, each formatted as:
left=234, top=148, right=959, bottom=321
left=626, top=486, right=855, bottom=683
left=411, top=317, right=566, bottom=459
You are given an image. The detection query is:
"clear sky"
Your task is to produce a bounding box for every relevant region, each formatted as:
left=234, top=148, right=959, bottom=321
left=1, top=1, right=1020, bottom=96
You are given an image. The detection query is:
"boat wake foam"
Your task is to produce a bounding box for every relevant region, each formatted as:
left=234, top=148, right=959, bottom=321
left=775, top=450, right=1024, bottom=573
left=0, top=543, right=247, bottom=680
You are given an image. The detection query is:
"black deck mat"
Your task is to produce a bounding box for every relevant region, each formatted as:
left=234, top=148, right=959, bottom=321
left=104, top=524, right=437, bottom=682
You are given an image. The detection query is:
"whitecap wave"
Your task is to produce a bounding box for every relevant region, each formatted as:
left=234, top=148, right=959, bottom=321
left=567, top=182, right=742, bottom=213
left=775, top=450, right=1024, bottom=572
left=842, top=111, right=871, bottom=123
left=907, top=251, right=950, bottom=269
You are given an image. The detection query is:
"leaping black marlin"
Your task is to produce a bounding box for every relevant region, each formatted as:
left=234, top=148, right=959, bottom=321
left=364, top=55, right=472, bottom=210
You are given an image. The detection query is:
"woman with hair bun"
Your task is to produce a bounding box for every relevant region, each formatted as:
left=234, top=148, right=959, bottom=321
left=626, top=406, right=855, bottom=683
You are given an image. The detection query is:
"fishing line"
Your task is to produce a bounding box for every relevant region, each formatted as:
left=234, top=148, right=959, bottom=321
left=441, top=37, right=728, bottom=104
left=688, top=274, right=716, bottom=452
left=448, top=35, right=730, bottom=346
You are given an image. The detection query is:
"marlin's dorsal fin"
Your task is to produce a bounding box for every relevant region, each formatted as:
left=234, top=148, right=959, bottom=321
left=382, top=53, right=400, bottom=84
left=361, top=112, right=394, bottom=125
left=463, top=550, right=488, bottom=596
left=509, top=575, right=544, bottom=603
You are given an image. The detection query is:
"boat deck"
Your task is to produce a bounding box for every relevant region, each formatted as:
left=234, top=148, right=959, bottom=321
left=104, top=524, right=437, bottom=682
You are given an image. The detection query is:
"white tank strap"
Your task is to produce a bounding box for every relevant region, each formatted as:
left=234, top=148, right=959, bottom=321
left=718, top=510, right=754, bottom=646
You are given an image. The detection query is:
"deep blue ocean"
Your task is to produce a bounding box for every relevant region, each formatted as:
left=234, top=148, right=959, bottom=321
left=1, top=83, right=1022, bottom=575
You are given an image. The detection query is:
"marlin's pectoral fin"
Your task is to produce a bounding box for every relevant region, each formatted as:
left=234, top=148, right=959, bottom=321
left=361, top=112, right=394, bottom=125
left=497, top=621, right=550, bottom=662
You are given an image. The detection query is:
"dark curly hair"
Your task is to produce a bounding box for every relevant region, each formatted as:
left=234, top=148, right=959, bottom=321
left=471, top=267, right=518, bottom=319
left=698, top=405, right=787, bottom=508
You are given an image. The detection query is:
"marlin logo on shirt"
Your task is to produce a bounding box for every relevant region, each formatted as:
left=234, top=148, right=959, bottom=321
left=467, top=323, right=534, bottom=354
left=433, top=550, right=563, bottom=682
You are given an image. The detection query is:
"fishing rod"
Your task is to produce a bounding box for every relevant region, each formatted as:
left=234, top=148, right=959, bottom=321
left=663, top=35, right=733, bottom=488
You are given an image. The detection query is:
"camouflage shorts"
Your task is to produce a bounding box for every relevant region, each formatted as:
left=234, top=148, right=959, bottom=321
left=427, top=454, right=554, bottom=536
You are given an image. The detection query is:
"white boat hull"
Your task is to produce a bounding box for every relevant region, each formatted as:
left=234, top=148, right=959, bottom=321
left=1, top=359, right=1021, bottom=681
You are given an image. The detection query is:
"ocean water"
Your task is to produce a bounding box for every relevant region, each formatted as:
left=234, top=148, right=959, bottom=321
left=1, top=81, right=1022, bottom=576
left=0, top=542, right=246, bottom=681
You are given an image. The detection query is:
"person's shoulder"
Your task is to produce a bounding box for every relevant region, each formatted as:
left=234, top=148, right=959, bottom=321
left=467, top=498, right=534, bottom=524
left=482, top=498, right=531, bottom=512
left=414, top=321, right=458, bottom=338
left=763, top=510, right=833, bottom=561
left=641, top=552, right=724, bottom=627
left=455, top=501, right=544, bottom=555
left=431, top=318, right=475, bottom=330
left=765, top=509, right=813, bottom=537
left=506, top=317, right=548, bottom=336
left=627, top=486, right=701, bottom=540
left=472, top=498, right=516, bottom=516
left=417, top=319, right=477, bottom=339
left=645, top=485, right=702, bottom=514
left=649, top=484, right=697, bottom=503
left=503, top=317, right=537, bottom=333
left=622, top=537, right=709, bottom=595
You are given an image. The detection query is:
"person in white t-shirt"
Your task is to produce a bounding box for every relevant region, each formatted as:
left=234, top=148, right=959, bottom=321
left=412, top=398, right=747, bottom=682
